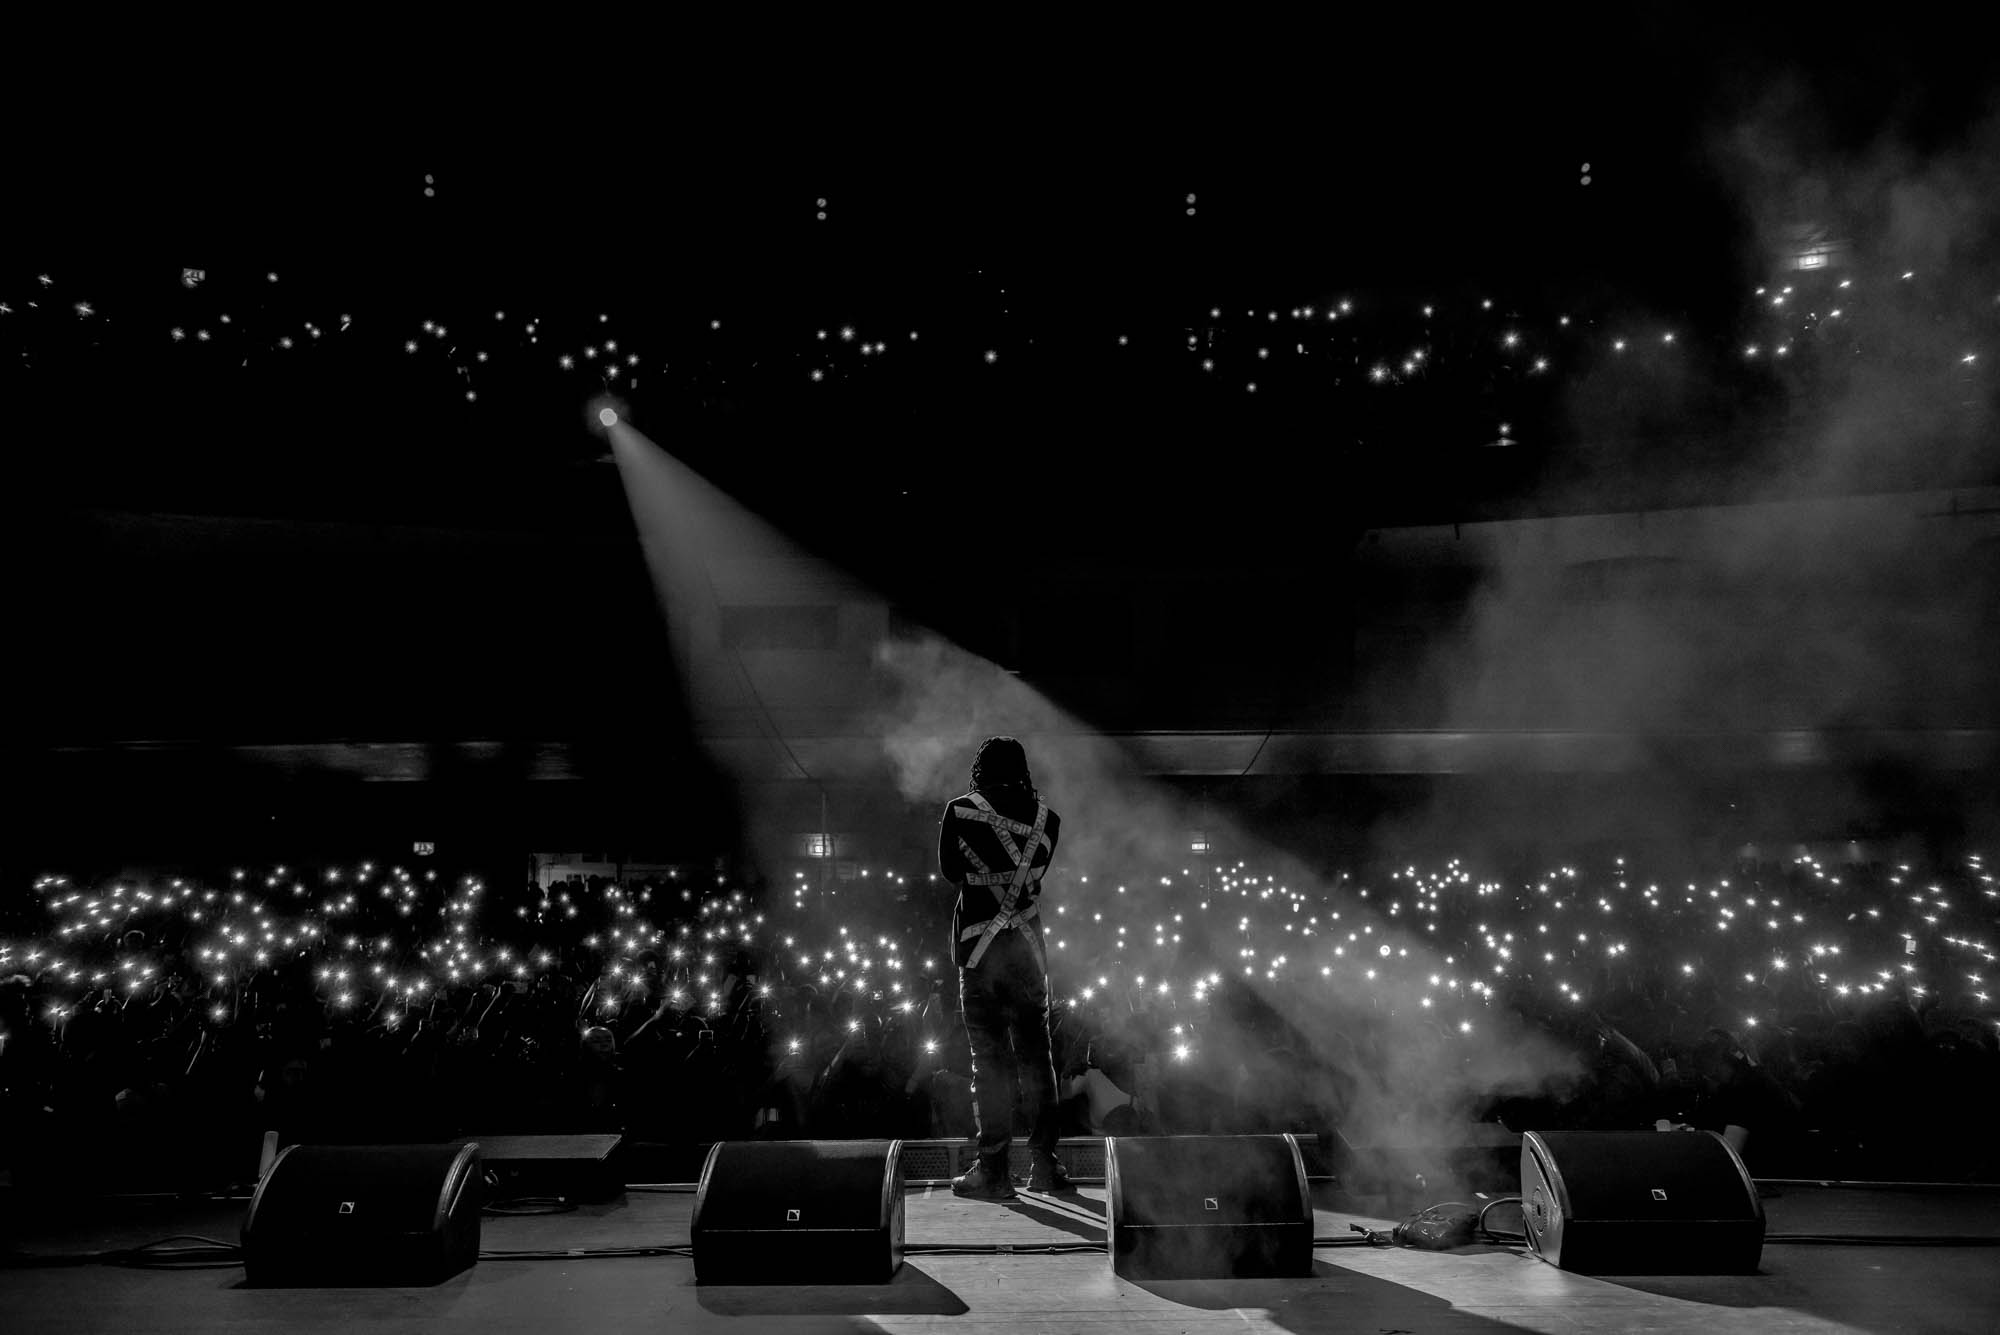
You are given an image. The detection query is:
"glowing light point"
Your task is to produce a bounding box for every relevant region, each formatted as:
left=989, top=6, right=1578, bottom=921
left=598, top=407, right=618, bottom=427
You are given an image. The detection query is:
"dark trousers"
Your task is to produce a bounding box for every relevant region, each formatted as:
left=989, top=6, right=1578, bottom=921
left=958, top=928, right=1060, bottom=1173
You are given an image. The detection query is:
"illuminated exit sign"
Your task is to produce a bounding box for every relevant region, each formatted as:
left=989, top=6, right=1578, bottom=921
left=413, top=842, right=435, bottom=856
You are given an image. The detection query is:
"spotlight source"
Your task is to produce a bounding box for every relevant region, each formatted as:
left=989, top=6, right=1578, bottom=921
left=586, top=396, right=630, bottom=442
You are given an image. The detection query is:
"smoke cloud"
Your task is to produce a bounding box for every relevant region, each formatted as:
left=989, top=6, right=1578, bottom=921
left=870, top=630, right=1584, bottom=1177
left=605, top=73, right=1999, bottom=1177
left=607, top=415, right=1586, bottom=1175
left=1350, top=64, right=2000, bottom=862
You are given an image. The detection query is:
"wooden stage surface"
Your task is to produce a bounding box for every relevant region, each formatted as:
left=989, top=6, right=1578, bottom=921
left=3, top=1179, right=1997, bottom=1334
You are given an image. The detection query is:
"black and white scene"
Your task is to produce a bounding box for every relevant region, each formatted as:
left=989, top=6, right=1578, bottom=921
left=4, top=19, right=1998, bottom=1334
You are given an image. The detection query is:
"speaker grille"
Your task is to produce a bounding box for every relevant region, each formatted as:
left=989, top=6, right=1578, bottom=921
left=901, top=1142, right=956, bottom=1182
left=1532, top=1132, right=1757, bottom=1220
left=250, top=1145, right=466, bottom=1234
left=691, top=1140, right=905, bottom=1284
left=1107, top=1135, right=1313, bottom=1278
left=240, top=1142, right=482, bottom=1286
left=1521, top=1130, right=1765, bottom=1274
left=1112, top=1136, right=1308, bottom=1225
left=695, top=1140, right=898, bottom=1230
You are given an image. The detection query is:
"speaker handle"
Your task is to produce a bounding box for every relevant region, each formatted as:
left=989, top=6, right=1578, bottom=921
left=1279, top=1133, right=1311, bottom=1215
left=878, top=1140, right=905, bottom=1227
left=692, top=1141, right=726, bottom=1229
left=243, top=1141, right=300, bottom=1243
left=1712, top=1130, right=1766, bottom=1227
left=440, top=1143, right=483, bottom=1231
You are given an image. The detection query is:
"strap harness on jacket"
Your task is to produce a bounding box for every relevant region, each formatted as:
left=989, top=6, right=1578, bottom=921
left=951, top=792, right=1050, bottom=969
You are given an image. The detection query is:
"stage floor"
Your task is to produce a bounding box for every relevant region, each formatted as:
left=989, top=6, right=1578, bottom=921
left=3, top=1180, right=1996, bottom=1334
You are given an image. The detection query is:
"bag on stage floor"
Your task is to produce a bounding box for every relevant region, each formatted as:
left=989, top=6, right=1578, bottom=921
left=1106, top=1134, right=1314, bottom=1279
left=240, top=1142, right=484, bottom=1286
left=690, top=1139, right=905, bottom=1284
left=1521, top=1130, right=1764, bottom=1273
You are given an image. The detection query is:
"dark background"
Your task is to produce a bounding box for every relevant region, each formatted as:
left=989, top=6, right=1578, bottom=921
left=6, top=20, right=1997, bottom=871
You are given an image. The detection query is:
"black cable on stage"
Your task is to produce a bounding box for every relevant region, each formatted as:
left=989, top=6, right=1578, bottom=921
left=480, top=1245, right=695, bottom=1259
left=1, top=1234, right=245, bottom=1269
left=904, top=1242, right=1106, bottom=1255
left=1477, top=1196, right=1527, bottom=1242
left=483, top=1196, right=579, bottom=1216
left=1764, top=1234, right=2000, bottom=1247
left=1348, top=1198, right=1529, bottom=1248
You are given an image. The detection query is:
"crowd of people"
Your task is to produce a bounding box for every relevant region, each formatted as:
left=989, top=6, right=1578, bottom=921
left=1, top=845, right=1994, bottom=1191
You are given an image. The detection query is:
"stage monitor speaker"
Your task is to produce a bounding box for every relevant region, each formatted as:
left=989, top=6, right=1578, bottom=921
left=456, top=1133, right=624, bottom=1202
left=1521, top=1130, right=1764, bottom=1273
left=1106, top=1134, right=1314, bottom=1279
left=691, top=1139, right=904, bottom=1284
left=240, top=1142, right=483, bottom=1286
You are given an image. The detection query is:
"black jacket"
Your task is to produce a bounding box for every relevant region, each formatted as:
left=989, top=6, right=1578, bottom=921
left=937, top=786, right=1061, bottom=968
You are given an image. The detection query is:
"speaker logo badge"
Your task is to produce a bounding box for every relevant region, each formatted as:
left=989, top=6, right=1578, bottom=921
left=1651, top=1189, right=1668, bottom=1201
left=786, top=1209, right=801, bottom=1222
left=1203, top=1198, right=1220, bottom=1211
left=338, top=1202, right=356, bottom=1214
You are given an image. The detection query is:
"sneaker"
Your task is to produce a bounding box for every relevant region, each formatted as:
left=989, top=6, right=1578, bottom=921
left=1025, top=1157, right=1074, bottom=1193
left=951, top=1162, right=1018, bottom=1202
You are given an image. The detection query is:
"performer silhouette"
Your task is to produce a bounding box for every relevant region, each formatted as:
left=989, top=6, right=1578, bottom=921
left=938, top=737, right=1071, bottom=1198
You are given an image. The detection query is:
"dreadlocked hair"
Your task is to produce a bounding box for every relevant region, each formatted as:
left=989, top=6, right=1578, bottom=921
left=970, top=736, right=1035, bottom=797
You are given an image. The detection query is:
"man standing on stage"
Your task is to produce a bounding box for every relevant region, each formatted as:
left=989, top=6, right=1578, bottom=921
left=939, top=736, right=1072, bottom=1198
